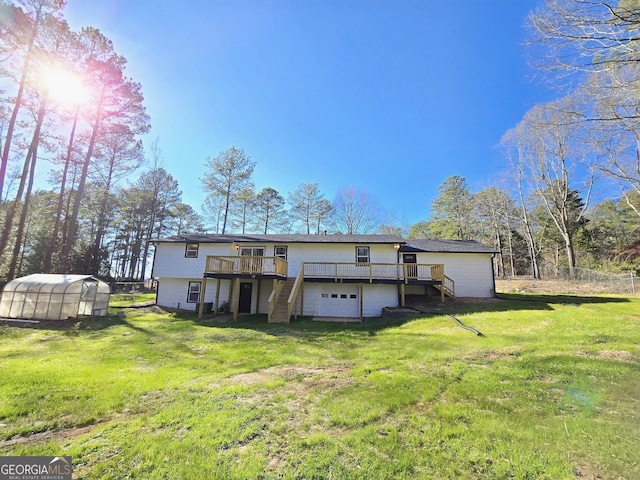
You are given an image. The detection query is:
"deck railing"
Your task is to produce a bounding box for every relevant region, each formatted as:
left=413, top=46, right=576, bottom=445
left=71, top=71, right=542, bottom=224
left=205, top=256, right=288, bottom=277
left=205, top=257, right=447, bottom=285
left=302, top=262, right=445, bottom=283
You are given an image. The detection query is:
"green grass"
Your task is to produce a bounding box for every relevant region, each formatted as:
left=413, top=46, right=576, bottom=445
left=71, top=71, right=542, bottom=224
left=1, top=293, right=639, bottom=479
left=108, top=292, right=156, bottom=306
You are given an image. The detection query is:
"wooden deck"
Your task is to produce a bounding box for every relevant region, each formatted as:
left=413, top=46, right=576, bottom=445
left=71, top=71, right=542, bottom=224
left=301, top=262, right=446, bottom=284
left=204, top=256, right=288, bottom=278
left=202, top=257, right=455, bottom=321
left=204, top=257, right=449, bottom=285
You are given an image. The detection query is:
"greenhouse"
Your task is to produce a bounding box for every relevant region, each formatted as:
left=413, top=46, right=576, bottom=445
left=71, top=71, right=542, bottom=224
left=0, top=274, right=110, bottom=321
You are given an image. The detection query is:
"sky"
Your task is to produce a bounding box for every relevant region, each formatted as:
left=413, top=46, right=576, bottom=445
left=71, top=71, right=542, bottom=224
left=62, top=0, right=552, bottom=230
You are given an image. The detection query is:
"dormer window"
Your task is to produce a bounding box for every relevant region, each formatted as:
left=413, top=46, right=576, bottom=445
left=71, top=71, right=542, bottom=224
left=185, top=243, right=199, bottom=258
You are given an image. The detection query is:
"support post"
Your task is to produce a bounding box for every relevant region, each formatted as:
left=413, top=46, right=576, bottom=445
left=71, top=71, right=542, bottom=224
left=214, top=278, right=221, bottom=316
left=359, top=283, right=364, bottom=320
left=299, top=280, right=304, bottom=319
left=256, top=279, right=261, bottom=314
left=198, top=276, right=207, bottom=319
left=232, top=277, right=240, bottom=320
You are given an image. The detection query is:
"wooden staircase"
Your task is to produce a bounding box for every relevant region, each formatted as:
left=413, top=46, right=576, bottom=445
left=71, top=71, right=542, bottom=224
left=434, top=275, right=456, bottom=299
left=268, top=277, right=297, bottom=323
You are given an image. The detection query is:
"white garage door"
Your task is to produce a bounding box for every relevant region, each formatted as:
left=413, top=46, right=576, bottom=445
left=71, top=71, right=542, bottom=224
left=318, top=287, right=359, bottom=318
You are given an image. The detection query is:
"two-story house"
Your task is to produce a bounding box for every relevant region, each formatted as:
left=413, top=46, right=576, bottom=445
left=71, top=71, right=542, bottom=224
left=150, top=234, right=496, bottom=322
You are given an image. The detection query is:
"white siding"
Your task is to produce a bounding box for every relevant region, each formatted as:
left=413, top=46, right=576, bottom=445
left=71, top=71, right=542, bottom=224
left=153, top=241, right=399, bottom=280
left=152, top=242, right=237, bottom=279
left=156, top=277, right=202, bottom=310
left=265, top=242, right=399, bottom=277
left=296, top=283, right=397, bottom=318
left=156, top=276, right=277, bottom=313
left=415, top=252, right=495, bottom=298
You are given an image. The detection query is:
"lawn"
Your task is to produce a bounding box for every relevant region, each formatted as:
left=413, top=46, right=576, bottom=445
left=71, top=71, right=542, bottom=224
left=0, top=293, right=639, bottom=479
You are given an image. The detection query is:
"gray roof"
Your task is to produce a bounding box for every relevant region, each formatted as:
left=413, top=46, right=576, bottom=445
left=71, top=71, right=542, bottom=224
left=401, top=239, right=497, bottom=254
left=152, top=234, right=405, bottom=245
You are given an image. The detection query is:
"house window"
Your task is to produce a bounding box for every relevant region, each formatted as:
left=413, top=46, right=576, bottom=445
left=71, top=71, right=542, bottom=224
left=240, top=247, right=264, bottom=257
left=185, top=243, right=199, bottom=258
left=274, top=245, right=288, bottom=260
left=356, top=246, right=370, bottom=264
left=187, top=281, right=201, bottom=303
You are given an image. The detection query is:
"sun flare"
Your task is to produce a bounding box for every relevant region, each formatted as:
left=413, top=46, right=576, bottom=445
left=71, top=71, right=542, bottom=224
left=41, top=67, right=90, bottom=107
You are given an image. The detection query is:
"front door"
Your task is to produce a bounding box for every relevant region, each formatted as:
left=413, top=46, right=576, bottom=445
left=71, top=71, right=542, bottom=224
left=403, top=253, right=418, bottom=279
left=239, top=282, right=253, bottom=313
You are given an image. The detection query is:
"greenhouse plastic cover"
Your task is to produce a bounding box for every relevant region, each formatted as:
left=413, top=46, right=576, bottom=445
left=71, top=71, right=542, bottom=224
left=0, top=274, right=110, bottom=320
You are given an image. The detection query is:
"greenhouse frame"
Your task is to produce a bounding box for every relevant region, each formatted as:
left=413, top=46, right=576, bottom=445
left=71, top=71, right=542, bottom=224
left=0, top=274, right=110, bottom=321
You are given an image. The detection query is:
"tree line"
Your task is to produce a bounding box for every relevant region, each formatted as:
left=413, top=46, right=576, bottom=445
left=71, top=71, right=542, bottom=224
left=410, top=175, right=638, bottom=278
left=0, top=0, right=196, bottom=281
left=1, top=0, right=639, bottom=283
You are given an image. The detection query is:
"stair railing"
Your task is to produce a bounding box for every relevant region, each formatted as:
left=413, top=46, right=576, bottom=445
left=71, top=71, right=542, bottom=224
left=286, top=266, right=305, bottom=320
left=268, top=279, right=284, bottom=321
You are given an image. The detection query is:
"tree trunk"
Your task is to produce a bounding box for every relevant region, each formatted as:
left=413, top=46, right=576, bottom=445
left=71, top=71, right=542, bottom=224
left=0, top=100, right=47, bottom=264
left=89, top=152, right=117, bottom=274
left=44, top=108, right=79, bottom=273
left=0, top=2, right=43, bottom=200
left=522, top=211, right=540, bottom=279
left=60, top=90, right=104, bottom=272
left=7, top=136, right=40, bottom=279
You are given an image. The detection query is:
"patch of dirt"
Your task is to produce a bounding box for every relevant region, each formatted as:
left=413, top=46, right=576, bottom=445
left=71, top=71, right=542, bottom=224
left=113, top=302, right=166, bottom=314
left=464, top=347, right=524, bottom=362
left=573, top=461, right=617, bottom=479
left=135, top=305, right=167, bottom=314
left=574, top=349, right=639, bottom=364
left=0, top=318, right=81, bottom=331
left=223, top=364, right=354, bottom=392
left=0, top=425, right=96, bottom=448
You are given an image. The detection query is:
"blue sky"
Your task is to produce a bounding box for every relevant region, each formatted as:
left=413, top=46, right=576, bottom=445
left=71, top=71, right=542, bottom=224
left=63, top=0, right=550, bottom=229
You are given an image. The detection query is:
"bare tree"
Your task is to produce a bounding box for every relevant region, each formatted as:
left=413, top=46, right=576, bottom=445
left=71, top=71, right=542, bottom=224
left=528, top=0, right=640, bottom=75
left=504, top=99, right=595, bottom=277
left=502, top=124, right=543, bottom=278
left=472, top=187, right=517, bottom=277
left=331, top=186, right=382, bottom=235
